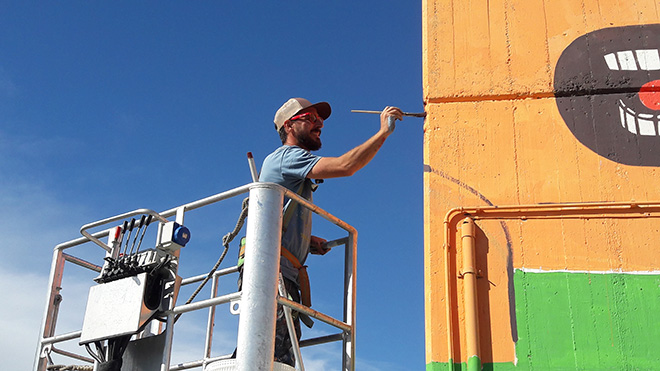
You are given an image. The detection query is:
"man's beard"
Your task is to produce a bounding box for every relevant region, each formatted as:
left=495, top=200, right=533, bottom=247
left=295, top=129, right=322, bottom=151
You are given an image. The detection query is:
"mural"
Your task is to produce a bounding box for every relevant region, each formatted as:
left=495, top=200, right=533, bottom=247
left=423, top=1, right=660, bottom=370
left=555, top=24, right=660, bottom=166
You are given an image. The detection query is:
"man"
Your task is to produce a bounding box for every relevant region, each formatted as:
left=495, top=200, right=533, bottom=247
left=259, top=97, right=403, bottom=366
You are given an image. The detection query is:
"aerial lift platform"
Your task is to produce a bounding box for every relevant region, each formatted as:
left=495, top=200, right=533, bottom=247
left=33, top=181, right=357, bottom=371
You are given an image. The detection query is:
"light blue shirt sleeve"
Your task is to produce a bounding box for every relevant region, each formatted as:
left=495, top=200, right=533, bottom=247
left=280, top=146, right=321, bottom=181
left=260, top=146, right=321, bottom=191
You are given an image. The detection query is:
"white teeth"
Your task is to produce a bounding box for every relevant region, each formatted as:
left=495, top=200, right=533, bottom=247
left=639, top=118, right=656, bottom=135
left=605, top=49, right=660, bottom=136
left=605, top=53, right=619, bottom=70
left=604, top=49, right=660, bottom=71
left=637, top=50, right=660, bottom=70
left=618, top=51, right=637, bottom=70
left=618, top=99, right=660, bottom=135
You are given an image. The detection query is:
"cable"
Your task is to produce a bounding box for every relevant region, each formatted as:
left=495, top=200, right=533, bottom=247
left=84, top=344, right=103, bottom=364
left=174, top=197, right=249, bottom=324
left=47, top=365, right=94, bottom=371
left=94, top=341, right=105, bottom=363
left=173, top=247, right=229, bottom=324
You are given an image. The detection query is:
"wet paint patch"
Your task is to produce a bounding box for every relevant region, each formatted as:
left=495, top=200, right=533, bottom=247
left=514, top=270, right=660, bottom=369
left=428, top=269, right=660, bottom=370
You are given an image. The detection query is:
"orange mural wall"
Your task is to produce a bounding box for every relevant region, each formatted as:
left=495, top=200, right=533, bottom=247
left=423, top=1, right=660, bottom=370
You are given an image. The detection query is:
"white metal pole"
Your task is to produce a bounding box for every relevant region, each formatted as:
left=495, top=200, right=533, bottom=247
left=160, top=207, right=186, bottom=371
left=342, top=232, right=357, bottom=371
left=204, top=274, right=220, bottom=359
left=278, top=275, right=304, bottom=371
left=236, top=183, right=283, bottom=371
left=247, top=152, right=260, bottom=182
left=33, top=248, right=65, bottom=371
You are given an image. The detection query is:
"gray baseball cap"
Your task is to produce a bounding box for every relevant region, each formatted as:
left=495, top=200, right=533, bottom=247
left=274, top=98, right=331, bottom=131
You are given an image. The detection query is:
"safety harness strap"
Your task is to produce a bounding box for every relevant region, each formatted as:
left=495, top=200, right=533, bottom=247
left=237, top=179, right=315, bottom=311
left=280, top=247, right=311, bottom=308
left=281, top=181, right=306, bottom=234
left=238, top=242, right=312, bottom=308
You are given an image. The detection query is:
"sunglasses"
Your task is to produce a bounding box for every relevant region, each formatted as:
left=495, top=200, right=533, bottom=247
left=288, top=112, right=323, bottom=125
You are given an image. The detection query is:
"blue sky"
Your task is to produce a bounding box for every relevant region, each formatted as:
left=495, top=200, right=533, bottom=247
left=0, top=2, right=424, bottom=370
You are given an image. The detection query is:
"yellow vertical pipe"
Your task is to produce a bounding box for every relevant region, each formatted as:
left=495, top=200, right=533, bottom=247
left=443, top=219, right=454, bottom=369
left=461, top=217, right=481, bottom=371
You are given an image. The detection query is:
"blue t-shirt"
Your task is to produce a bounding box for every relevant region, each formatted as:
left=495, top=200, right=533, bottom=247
left=259, top=145, right=322, bottom=283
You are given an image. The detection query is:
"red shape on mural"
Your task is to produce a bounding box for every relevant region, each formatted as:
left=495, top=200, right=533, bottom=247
left=639, top=80, right=660, bottom=111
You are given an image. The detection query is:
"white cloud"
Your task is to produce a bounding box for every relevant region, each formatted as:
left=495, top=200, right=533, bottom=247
left=0, top=182, right=91, bottom=268
left=301, top=344, right=340, bottom=371
left=0, top=264, right=99, bottom=369
left=0, top=131, right=96, bottom=368
left=354, top=358, right=410, bottom=371
left=0, top=267, right=49, bottom=370
left=0, top=130, right=93, bottom=269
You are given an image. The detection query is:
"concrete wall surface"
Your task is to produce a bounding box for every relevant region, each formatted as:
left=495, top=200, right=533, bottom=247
left=422, top=1, right=660, bottom=370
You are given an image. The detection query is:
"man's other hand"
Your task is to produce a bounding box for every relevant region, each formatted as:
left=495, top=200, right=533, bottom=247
left=310, top=235, right=330, bottom=255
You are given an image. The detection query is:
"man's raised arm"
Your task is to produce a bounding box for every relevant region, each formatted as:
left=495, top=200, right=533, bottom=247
left=307, top=106, right=403, bottom=179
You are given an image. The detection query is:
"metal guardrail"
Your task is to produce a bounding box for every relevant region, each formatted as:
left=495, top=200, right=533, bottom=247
left=34, top=182, right=357, bottom=371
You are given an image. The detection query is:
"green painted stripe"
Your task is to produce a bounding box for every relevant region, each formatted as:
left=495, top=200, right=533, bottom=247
left=427, top=362, right=516, bottom=371
left=427, top=271, right=660, bottom=370
left=514, top=270, right=660, bottom=369
left=467, top=355, right=481, bottom=371
left=426, top=361, right=468, bottom=371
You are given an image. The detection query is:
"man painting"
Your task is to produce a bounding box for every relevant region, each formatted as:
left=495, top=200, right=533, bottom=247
left=258, top=97, right=402, bottom=366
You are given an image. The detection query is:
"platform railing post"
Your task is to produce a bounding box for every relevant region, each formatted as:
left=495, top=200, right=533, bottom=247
left=342, top=231, right=357, bottom=371
left=236, top=183, right=283, bottom=371
left=160, top=207, right=186, bottom=371
left=204, top=274, right=220, bottom=359
left=33, top=247, right=66, bottom=371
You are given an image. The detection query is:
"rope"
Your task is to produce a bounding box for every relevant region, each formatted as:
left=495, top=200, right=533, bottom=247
left=47, top=365, right=94, bottom=371
left=174, top=197, right=249, bottom=323
left=44, top=344, right=94, bottom=371
left=221, top=197, right=250, bottom=249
